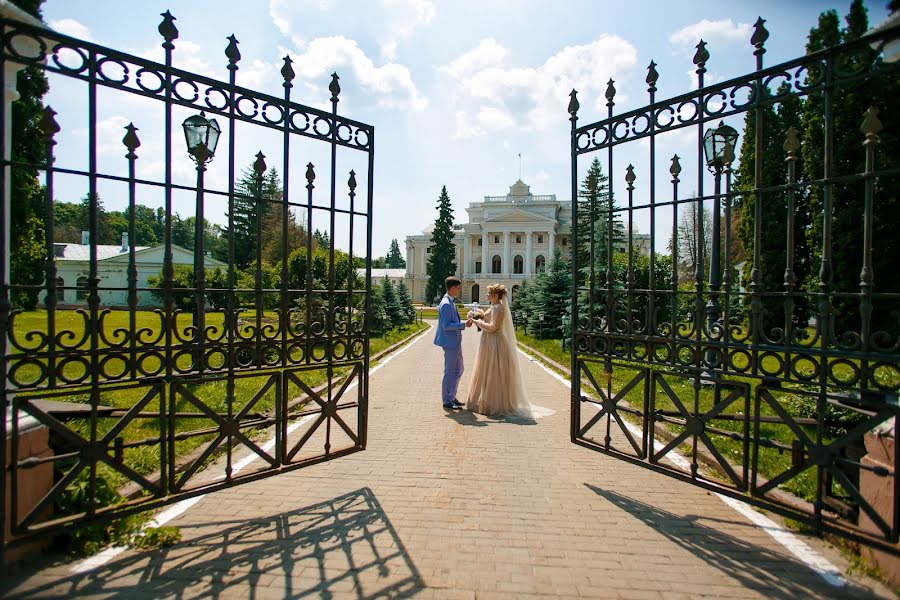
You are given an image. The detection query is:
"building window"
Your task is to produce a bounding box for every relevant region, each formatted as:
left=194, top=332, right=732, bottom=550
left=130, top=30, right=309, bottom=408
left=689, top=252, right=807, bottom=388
left=478, top=238, right=483, bottom=246
left=426, top=247, right=431, bottom=254
left=474, top=260, right=482, bottom=274
left=491, top=255, right=502, bottom=274
left=494, top=235, right=499, bottom=244
left=535, top=255, right=545, bottom=271
left=56, top=277, right=64, bottom=302
left=76, top=276, right=89, bottom=301
left=538, top=235, right=544, bottom=244
left=513, top=255, right=523, bottom=274
left=471, top=284, right=480, bottom=303
left=562, top=237, right=568, bottom=246
left=516, top=235, right=521, bottom=244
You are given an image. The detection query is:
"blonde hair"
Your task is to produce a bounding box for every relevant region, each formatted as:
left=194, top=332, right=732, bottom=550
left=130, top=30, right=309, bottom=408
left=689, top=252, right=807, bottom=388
left=487, top=283, right=507, bottom=300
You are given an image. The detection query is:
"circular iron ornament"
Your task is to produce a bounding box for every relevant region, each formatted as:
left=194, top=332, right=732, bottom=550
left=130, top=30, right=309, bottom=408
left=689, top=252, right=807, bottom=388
left=56, top=355, right=89, bottom=385
left=654, top=105, right=676, bottom=129
left=727, top=349, right=752, bottom=373
left=592, top=336, right=608, bottom=355
left=312, top=342, right=327, bottom=362
left=99, top=354, right=129, bottom=380
left=235, top=94, right=259, bottom=118
left=729, top=84, right=756, bottom=110
left=354, top=128, right=370, bottom=148
left=827, top=358, right=860, bottom=387
left=136, top=353, right=165, bottom=377
left=332, top=340, right=348, bottom=361
left=788, top=355, right=819, bottom=381
left=654, top=344, right=672, bottom=363
left=263, top=346, right=281, bottom=366
left=632, top=343, right=648, bottom=360
left=172, top=78, right=200, bottom=103
left=171, top=349, right=197, bottom=374
left=96, top=57, right=130, bottom=84
left=630, top=112, right=652, bottom=136
left=756, top=352, right=785, bottom=377
left=590, top=125, right=610, bottom=149
left=351, top=339, right=365, bottom=358
left=870, top=363, right=900, bottom=391
left=6, top=30, right=47, bottom=62
left=261, top=102, right=285, bottom=125
left=764, top=73, right=793, bottom=98
left=702, top=347, right=725, bottom=370
left=575, top=131, right=592, bottom=152
left=312, top=116, right=332, bottom=137
left=795, top=61, right=826, bottom=91
left=675, top=99, right=699, bottom=124
left=336, top=123, right=353, bottom=144
left=290, top=109, right=311, bottom=132
left=135, top=67, right=165, bottom=93
left=675, top=344, right=696, bottom=366
left=834, top=47, right=873, bottom=78
left=575, top=335, right=590, bottom=353
left=206, top=350, right=227, bottom=370
left=287, top=342, right=305, bottom=363
left=703, top=90, right=728, bottom=117
left=8, top=359, right=47, bottom=389
left=235, top=346, right=256, bottom=368
left=611, top=119, right=630, bottom=142
left=205, top=87, right=230, bottom=112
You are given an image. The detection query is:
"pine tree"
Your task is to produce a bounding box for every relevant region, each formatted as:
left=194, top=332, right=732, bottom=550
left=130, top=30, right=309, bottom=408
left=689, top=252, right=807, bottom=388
left=385, top=238, right=405, bottom=268
left=313, top=229, right=331, bottom=249
left=528, top=248, right=572, bottom=338
left=258, top=169, right=307, bottom=265
left=225, top=163, right=268, bottom=268
left=368, top=280, right=388, bottom=334
left=395, top=278, right=415, bottom=324
left=576, top=158, right=624, bottom=285
left=510, top=279, right=531, bottom=329
left=425, top=186, right=457, bottom=303
left=381, top=276, right=402, bottom=327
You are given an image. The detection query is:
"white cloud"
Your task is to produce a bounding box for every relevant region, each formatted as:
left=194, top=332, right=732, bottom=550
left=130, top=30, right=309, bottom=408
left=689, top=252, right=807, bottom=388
left=442, top=35, right=638, bottom=138
left=289, top=36, right=427, bottom=111
left=140, top=40, right=219, bottom=80
left=49, top=18, right=95, bottom=42
left=669, top=19, right=752, bottom=47
left=269, top=0, right=434, bottom=61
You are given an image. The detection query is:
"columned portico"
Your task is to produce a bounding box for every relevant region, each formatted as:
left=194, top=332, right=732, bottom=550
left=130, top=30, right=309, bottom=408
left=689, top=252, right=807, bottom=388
left=503, top=232, right=510, bottom=277
left=549, top=229, right=556, bottom=259
left=525, top=231, right=533, bottom=275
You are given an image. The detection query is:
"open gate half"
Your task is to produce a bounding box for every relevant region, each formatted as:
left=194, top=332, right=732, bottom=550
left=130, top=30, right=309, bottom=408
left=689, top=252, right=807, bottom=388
left=568, top=17, right=900, bottom=554
left=1, top=10, right=374, bottom=558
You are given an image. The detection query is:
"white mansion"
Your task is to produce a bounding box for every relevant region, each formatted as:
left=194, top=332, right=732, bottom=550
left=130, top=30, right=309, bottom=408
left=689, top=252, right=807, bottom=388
left=404, top=180, right=650, bottom=304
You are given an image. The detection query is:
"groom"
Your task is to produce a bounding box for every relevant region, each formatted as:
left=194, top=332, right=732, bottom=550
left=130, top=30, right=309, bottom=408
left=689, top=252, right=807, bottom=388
left=433, top=276, right=473, bottom=410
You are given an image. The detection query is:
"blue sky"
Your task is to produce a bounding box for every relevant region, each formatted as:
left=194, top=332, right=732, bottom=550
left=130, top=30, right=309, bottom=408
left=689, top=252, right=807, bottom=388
left=42, top=0, right=891, bottom=258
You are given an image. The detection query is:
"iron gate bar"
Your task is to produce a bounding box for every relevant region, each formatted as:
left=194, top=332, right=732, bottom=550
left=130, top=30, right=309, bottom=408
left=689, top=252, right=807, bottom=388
left=1, top=10, right=374, bottom=558
left=569, top=16, right=900, bottom=554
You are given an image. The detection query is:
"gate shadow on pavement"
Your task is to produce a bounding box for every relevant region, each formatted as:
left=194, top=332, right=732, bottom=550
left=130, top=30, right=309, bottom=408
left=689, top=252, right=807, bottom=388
left=586, top=484, right=881, bottom=599
left=3, top=487, right=423, bottom=599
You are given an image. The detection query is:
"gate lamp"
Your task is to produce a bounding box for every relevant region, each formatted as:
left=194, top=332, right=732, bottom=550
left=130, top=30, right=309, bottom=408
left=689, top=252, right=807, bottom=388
left=702, top=121, right=739, bottom=172
left=182, top=111, right=221, bottom=164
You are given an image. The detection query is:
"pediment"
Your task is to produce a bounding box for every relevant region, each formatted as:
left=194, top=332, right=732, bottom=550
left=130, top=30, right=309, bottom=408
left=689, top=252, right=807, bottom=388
left=484, top=209, right=556, bottom=224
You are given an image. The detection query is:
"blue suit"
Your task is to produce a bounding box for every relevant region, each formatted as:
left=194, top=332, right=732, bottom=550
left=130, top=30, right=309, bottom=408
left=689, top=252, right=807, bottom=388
left=433, top=294, right=466, bottom=406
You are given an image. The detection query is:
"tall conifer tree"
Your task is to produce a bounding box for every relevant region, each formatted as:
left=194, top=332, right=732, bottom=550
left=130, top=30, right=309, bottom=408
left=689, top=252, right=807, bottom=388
left=426, top=186, right=457, bottom=302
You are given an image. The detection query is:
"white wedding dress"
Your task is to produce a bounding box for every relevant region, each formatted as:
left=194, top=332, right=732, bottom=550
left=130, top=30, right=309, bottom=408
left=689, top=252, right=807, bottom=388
left=466, top=298, right=553, bottom=419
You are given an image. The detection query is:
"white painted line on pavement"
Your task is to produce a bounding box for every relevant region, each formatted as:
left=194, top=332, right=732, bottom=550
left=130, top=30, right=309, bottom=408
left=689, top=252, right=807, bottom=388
left=72, top=325, right=433, bottom=574
left=517, top=347, right=847, bottom=588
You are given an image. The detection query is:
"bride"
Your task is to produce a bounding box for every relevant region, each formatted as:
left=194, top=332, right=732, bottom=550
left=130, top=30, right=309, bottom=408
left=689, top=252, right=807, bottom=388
left=466, top=283, right=536, bottom=417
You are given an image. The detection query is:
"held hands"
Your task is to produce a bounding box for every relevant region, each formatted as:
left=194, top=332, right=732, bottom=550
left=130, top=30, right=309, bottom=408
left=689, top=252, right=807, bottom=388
left=465, top=318, right=474, bottom=328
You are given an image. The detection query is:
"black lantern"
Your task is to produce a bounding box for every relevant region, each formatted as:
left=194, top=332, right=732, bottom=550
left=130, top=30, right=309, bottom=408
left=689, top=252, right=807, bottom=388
left=182, top=111, right=220, bottom=163
left=702, top=121, right=739, bottom=172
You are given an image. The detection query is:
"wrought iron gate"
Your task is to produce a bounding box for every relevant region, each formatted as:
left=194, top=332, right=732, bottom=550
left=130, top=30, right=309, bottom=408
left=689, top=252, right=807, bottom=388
left=569, top=18, right=900, bottom=553
left=1, top=11, right=374, bottom=557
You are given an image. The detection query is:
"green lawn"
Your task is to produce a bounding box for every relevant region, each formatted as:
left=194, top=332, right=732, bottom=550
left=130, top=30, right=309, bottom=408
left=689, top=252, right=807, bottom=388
left=513, top=327, right=874, bottom=503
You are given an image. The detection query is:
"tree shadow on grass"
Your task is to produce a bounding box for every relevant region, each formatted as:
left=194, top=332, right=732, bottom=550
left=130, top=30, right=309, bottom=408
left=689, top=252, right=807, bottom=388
left=3, top=487, right=423, bottom=600
left=585, top=484, right=882, bottom=600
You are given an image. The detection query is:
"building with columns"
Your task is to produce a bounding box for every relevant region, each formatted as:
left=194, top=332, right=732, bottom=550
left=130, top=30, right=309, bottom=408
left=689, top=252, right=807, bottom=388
left=404, top=179, right=654, bottom=304
left=405, top=180, right=573, bottom=304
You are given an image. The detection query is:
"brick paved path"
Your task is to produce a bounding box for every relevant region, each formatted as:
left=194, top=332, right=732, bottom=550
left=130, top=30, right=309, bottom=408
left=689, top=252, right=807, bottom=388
left=2, top=323, right=890, bottom=599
